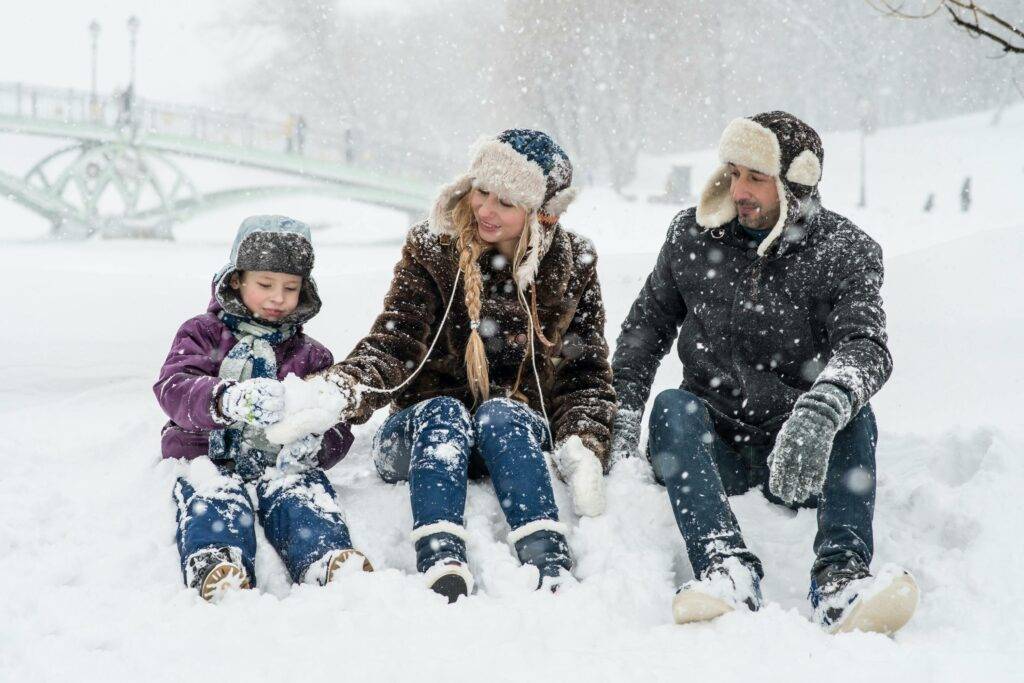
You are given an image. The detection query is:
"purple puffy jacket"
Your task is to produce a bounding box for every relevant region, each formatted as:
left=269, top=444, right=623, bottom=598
left=153, top=295, right=353, bottom=469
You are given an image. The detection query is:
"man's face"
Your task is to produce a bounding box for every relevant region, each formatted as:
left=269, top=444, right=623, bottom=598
left=729, top=163, right=781, bottom=230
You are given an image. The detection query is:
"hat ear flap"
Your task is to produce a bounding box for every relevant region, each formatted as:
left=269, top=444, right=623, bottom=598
left=786, top=149, right=822, bottom=187
left=515, top=211, right=545, bottom=290
left=695, top=165, right=736, bottom=229
left=430, top=175, right=473, bottom=237
left=541, top=186, right=579, bottom=218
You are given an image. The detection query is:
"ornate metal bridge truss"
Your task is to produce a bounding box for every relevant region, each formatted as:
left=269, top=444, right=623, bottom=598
left=0, top=83, right=443, bottom=238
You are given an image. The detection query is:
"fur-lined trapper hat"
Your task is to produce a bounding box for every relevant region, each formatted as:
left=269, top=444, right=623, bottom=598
left=430, top=129, right=579, bottom=288
left=696, top=111, right=824, bottom=256
left=213, top=214, right=322, bottom=325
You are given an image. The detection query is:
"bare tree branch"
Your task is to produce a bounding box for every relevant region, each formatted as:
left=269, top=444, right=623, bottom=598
left=869, top=0, right=1024, bottom=54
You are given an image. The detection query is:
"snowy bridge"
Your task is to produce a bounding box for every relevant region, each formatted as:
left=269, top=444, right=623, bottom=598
left=0, top=83, right=441, bottom=238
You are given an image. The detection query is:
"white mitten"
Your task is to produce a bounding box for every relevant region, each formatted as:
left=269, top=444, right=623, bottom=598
left=275, top=433, right=324, bottom=474
left=264, top=374, right=355, bottom=445
left=219, top=378, right=285, bottom=427
left=553, top=435, right=606, bottom=517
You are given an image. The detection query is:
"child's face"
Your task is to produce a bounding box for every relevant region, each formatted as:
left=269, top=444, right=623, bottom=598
left=231, top=271, right=303, bottom=322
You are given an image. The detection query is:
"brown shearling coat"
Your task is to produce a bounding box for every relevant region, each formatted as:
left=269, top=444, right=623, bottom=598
left=325, top=221, right=616, bottom=466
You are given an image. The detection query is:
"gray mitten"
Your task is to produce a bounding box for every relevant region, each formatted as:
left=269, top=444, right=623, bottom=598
left=767, top=383, right=852, bottom=504
left=610, top=408, right=642, bottom=462
left=219, top=378, right=285, bottom=427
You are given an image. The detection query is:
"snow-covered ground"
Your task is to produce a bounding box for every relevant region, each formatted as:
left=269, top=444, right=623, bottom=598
left=2, top=108, right=1022, bottom=682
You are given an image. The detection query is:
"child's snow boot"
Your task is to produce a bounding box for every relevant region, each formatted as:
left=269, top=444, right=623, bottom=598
left=185, top=546, right=250, bottom=602
left=672, top=555, right=763, bottom=624
left=510, top=523, right=574, bottom=592
left=810, top=560, right=919, bottom=635
left=423, top=558, right=474, bottom=603
left=303, top=548, right=374, bottom=586
left=412, top=522, right=473, bottom=603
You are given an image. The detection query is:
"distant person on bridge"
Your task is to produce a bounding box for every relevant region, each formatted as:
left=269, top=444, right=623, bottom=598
left=154, top=215, right=373, bottom=601
left=610, top=111, right=918, bottom=634
left=317, top=130, right=615, bottom=602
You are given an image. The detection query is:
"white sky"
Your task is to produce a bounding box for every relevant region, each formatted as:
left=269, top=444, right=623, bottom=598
left=0, top=1, right=413, bottom=106
left=0, top=1, right=229, bottom=103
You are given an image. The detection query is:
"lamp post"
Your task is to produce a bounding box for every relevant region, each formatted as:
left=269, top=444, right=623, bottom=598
left=89, top=20, right=100, bottom=116
left=856, top=97, right=874, bottom=209
left=127, top=15, right=140, bottom=93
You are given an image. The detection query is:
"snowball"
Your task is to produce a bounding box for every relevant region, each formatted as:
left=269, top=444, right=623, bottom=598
left=264, top=374, right=349, bottom=445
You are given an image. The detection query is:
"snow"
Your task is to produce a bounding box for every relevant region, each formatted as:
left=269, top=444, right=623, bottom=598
left=1, top=107, right=1023, bottom=681
left=264, top=374, right=348, bottom=445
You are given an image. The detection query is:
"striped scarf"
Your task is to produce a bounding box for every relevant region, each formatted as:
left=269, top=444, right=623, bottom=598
left=209, top=312, right=297, bottom=481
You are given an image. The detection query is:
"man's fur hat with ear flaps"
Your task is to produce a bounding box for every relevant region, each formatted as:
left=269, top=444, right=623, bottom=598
left=430, top=129, right=579, bottom=289
left=696, top=110, right=825, bottom=256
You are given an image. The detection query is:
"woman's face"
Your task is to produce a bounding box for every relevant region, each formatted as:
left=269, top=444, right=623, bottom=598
left=469, top=187, right=527, bottom=253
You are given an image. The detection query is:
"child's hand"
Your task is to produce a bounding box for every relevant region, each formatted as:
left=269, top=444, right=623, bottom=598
left=220, top=378, right=285, bottom=427
left=275, top=433, right=323, bottom=474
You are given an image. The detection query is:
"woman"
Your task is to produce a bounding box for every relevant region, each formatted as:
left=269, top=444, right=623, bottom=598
left=321, top=129, right=615, bottom=601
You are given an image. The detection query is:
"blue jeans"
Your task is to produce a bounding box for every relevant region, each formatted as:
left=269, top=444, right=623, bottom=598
left=647, top=388, right=877, bottom=579
left=173, top=468, right=355, bottom=586
left=373, top=396, right=559, bottom=549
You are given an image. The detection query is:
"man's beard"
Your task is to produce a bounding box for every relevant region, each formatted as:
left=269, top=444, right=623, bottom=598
left=737, top=201, right=778, bottom=230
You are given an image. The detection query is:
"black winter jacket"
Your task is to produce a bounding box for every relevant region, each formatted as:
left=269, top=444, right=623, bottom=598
left=612, top=205, right=891, bottom=444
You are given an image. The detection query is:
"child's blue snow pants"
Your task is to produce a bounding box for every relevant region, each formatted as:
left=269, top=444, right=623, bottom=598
left=173, top=467, right=355, bottom=586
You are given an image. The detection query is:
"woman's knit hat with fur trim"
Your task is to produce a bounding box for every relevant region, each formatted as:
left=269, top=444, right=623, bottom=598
left=430, top=129, right=578, bottom=287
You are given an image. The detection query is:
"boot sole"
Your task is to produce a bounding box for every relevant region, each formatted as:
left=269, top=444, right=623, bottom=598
left=200, top=562, right=250, bottom=602
left=326, top=549, right=374, bottom=584
left=430, top=574, right=469, bottom=604
left=672, top=591, right=734, bottom=624
left=831, top=573, right=919, bottom=635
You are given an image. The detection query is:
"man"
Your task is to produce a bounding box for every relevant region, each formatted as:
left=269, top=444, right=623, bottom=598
left=611, top=111, right=918, bottom=634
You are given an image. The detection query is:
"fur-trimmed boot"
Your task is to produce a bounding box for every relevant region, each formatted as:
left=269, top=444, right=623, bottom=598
left=185, top=546, right=251, bottom=602
left=303, top=548, right=374, bottom=586
left=509, top=520, right=573, bottom=591
left=412, top=522, right=474, bottom=603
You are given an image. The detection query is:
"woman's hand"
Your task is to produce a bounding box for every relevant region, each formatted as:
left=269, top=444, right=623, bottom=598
left=553, top=435, right=606, bottom=517
left=264, top=374, right=359, bottom=445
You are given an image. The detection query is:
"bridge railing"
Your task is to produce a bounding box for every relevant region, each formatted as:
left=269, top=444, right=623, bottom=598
left=0, top=82, right=453, bottom=182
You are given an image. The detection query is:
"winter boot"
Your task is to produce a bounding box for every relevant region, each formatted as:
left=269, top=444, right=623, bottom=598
left=185, top=546, right=250, bottom=602
left=412, top=522, right=473, bottom=603
left=303, top=548, right=374, bottom=586
left=810, top=560, right=919, bottom=635
left=510, top=523, right=574, bottom=592
left=672, top=555, right=763, bottom=624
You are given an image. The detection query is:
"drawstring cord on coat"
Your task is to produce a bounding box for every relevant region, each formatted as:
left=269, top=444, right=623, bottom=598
left=357, top=271, right=462, bottom=398
left=356, top=251, right=556, bottom=452
left=517, top=283, right=556, bottom=452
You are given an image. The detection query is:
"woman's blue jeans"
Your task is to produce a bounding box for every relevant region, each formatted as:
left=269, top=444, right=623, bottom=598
left=373, top=396, right=559, bottom=541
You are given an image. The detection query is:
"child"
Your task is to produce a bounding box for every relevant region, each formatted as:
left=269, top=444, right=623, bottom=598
left=154, top=215, right=371, bottom=601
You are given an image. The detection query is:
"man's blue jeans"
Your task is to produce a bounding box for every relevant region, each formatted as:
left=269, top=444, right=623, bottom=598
left=647, top=388, right=877, bottom=579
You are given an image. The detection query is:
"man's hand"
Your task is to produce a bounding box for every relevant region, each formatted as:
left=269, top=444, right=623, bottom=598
left=609, top=408, right=642, bottom=462
left=768, top=383, right=852, bottom=504
left=219, top=378, right=285, bottom=427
